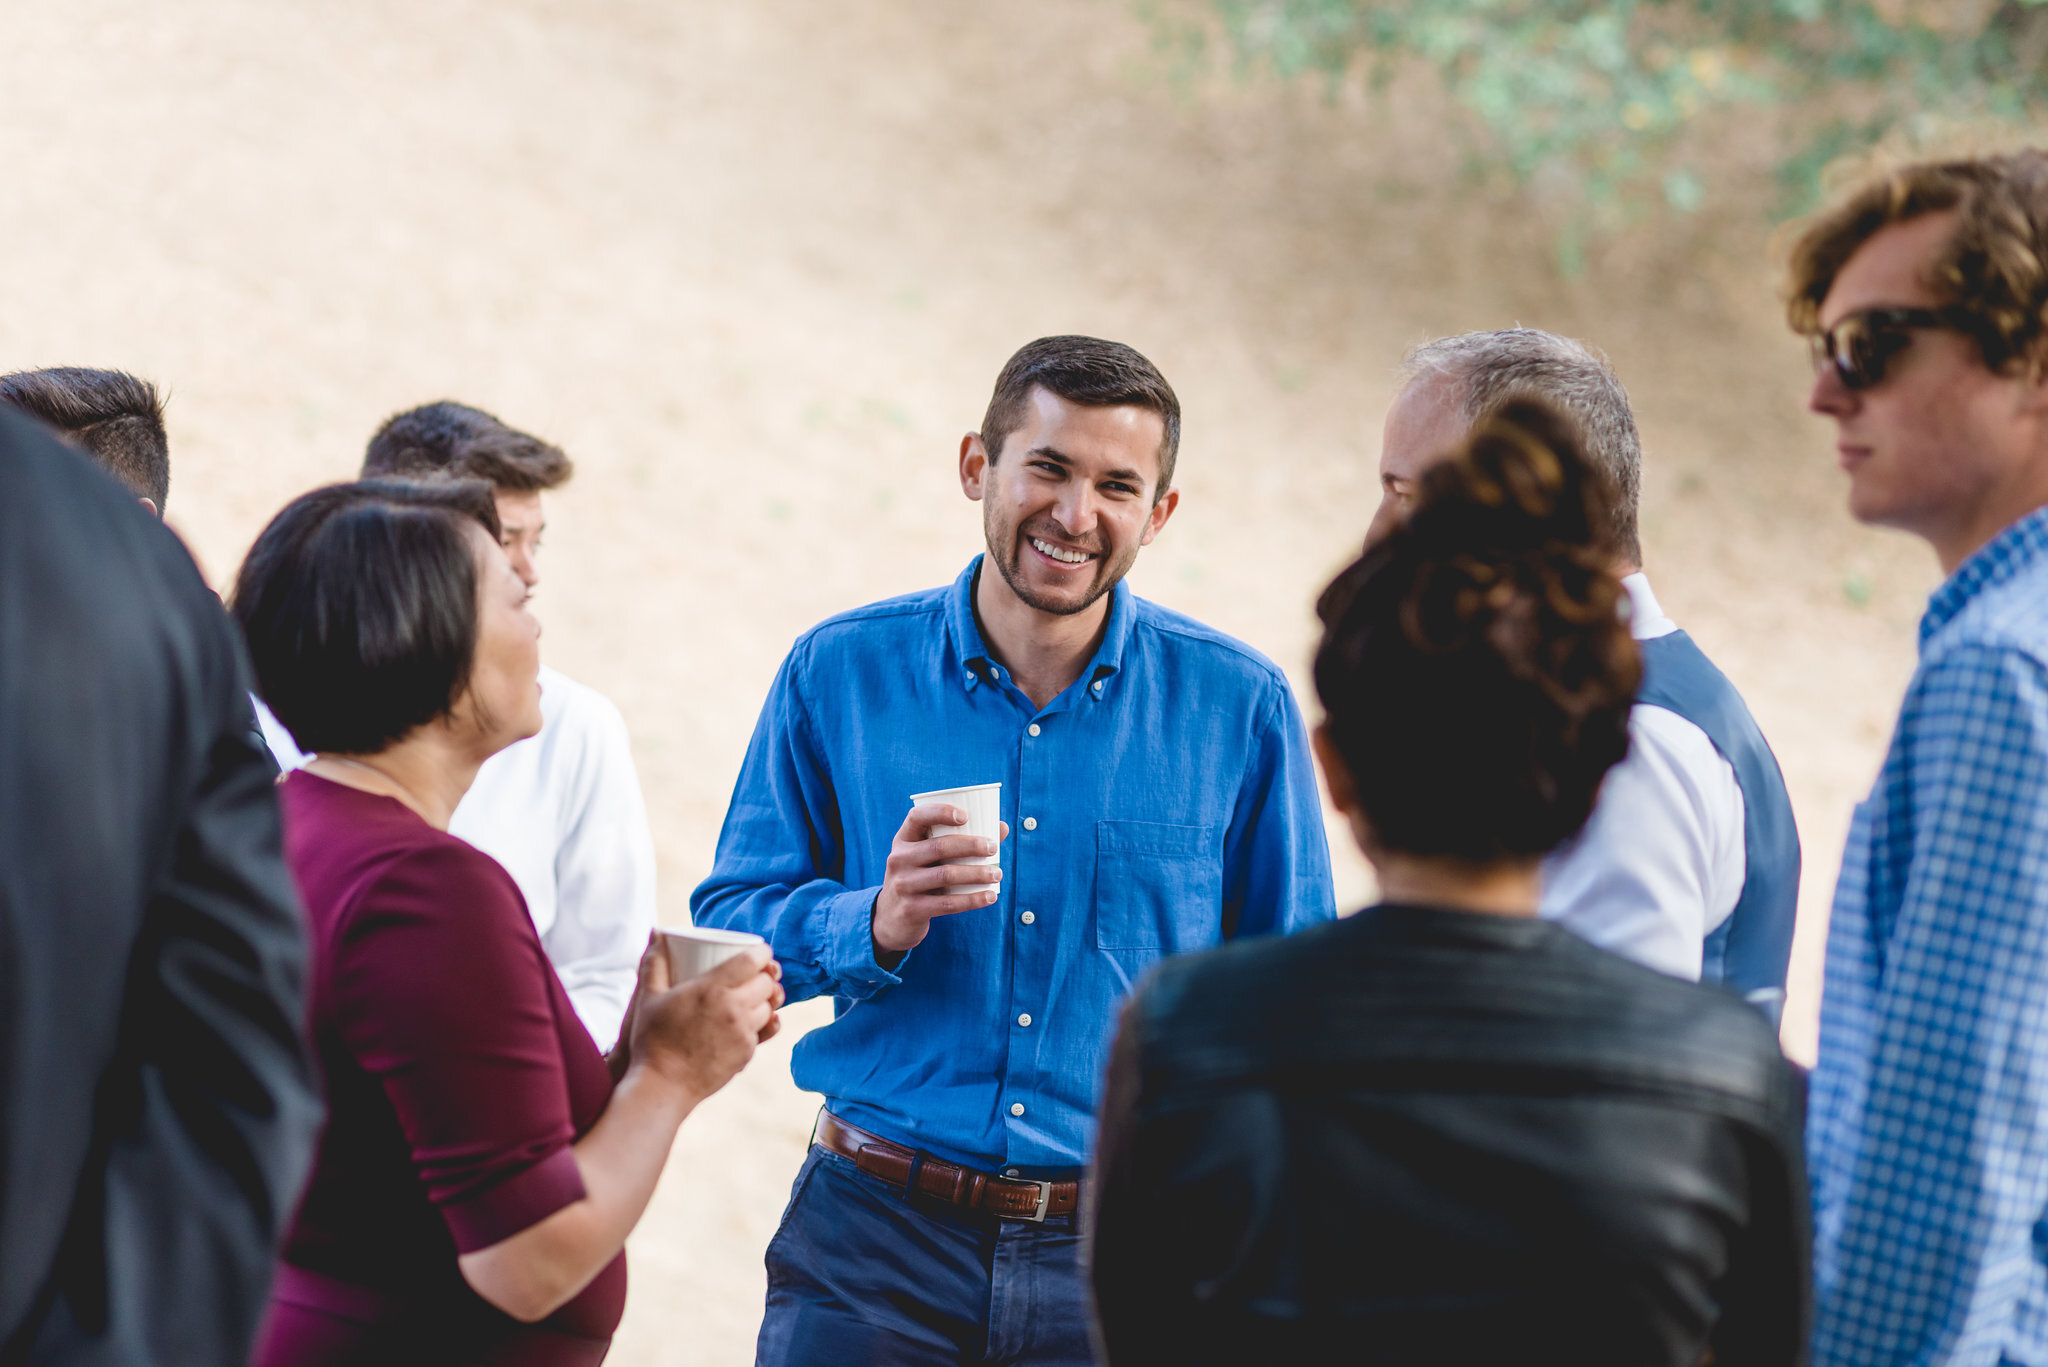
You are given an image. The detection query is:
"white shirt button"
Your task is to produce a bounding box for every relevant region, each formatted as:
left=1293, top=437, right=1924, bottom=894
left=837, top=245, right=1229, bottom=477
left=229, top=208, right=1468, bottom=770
left=1020, top=910, right=1035, bottom=925
left=1010, top=1102, right=1026, bottom=1117
left=1023, top=816, right=1037, bottom=831
left=1004, top=1168, right=1020, bottom=1177
left=1017, top=1013, right=1032, bottom=1027
left=1027, top=723, right=1041, bottom=737
left=1092, top=680, right=1104, bottom=692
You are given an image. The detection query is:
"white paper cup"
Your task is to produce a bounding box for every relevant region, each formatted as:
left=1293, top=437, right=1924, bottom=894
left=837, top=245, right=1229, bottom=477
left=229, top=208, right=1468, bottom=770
left=658, top=926, right=767, bottom=983
left=909, top=781, right=1002, bottom=897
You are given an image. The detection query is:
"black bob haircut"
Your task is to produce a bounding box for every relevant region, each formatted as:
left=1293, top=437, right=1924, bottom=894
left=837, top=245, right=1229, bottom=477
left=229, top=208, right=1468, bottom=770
left=1313, top=399, right=1641, bottom=864
left=232, top=480, right=502, bottom=756
left=979, top=336, right=1181, bottom=498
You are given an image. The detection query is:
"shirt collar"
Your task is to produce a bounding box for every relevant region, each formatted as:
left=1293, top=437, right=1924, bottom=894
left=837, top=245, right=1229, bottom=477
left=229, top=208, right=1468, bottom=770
left=1921, top=503, right=2048, bottom=646
left=1619, top=571, right=1677, bottom=642
left=947, top=554, right=1134, bottom=699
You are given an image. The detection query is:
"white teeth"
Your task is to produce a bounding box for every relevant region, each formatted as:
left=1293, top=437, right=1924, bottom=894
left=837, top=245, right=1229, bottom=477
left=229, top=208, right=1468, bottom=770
left=1031, top=537, right=1090, bottom=564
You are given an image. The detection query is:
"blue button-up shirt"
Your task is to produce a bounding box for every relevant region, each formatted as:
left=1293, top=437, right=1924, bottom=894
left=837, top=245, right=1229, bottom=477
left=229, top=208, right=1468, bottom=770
left=692, top=558, right=1335, bottom=1169
left=1811, top=505, right=2048, bottom=1366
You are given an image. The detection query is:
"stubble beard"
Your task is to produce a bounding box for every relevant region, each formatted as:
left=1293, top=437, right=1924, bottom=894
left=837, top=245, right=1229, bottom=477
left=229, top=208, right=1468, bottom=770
left=985, top=512, right=1137, bottom=618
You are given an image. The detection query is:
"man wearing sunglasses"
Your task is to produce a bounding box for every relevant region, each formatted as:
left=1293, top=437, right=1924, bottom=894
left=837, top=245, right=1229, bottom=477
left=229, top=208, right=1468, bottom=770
left=1792, top=149, right=2048, bottom=1367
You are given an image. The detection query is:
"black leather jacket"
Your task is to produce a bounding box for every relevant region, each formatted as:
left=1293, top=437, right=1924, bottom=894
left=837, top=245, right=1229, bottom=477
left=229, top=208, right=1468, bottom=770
left=1089, top=904, right=1809, bottom=1366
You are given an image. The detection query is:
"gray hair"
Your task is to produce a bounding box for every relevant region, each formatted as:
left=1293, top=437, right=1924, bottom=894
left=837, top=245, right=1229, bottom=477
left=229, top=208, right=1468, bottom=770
left=1400, top=329, right=1643, bottom=566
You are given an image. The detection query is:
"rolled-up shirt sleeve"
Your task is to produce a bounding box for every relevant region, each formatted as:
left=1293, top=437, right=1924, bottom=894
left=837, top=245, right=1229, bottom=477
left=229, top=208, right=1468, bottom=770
left=691, top=644, right=904, bottom=1002
left=330, top=845, right=588, bottom=1254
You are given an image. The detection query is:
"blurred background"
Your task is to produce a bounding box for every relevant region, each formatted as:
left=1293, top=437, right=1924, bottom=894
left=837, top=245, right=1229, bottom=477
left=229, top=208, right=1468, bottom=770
left=5, top=2, right=2043, bottom=1361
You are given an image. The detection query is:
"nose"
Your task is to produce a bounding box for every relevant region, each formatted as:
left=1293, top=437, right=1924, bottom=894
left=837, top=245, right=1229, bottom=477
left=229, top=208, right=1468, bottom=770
left=1364, top=491, right=1408, bottom=549
left=1050, top=484, right=1100, bottom=540
left=508, top=546, right=540, bottom=590
left=1807, top=361, right=1856, bottom=419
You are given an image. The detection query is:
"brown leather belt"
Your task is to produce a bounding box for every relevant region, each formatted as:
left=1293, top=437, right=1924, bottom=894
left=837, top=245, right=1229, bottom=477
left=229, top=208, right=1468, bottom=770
left=813, top=1109, right=1081, bottom=1222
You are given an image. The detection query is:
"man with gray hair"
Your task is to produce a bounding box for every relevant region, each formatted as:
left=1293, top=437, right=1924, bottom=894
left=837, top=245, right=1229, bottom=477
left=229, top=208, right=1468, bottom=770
left=1370, top=329, right=1800, bottom=1021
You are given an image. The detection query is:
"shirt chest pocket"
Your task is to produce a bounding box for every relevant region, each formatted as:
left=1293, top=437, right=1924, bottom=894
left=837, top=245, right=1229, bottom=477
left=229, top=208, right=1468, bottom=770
left=1094, top=820, right=1223, bottom=952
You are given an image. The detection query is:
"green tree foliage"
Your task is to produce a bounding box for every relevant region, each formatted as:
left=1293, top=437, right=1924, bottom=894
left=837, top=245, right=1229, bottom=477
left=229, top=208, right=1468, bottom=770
left=1184, top=0, right=2048, bottom=263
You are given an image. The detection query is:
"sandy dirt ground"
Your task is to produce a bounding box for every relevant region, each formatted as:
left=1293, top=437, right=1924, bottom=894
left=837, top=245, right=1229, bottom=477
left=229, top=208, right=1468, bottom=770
left=5, top=2, right=2022, bottom=1361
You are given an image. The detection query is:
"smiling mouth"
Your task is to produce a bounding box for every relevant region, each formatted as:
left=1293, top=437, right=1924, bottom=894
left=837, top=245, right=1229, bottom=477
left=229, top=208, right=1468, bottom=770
left=1029, top=535, right=1097, bottom=567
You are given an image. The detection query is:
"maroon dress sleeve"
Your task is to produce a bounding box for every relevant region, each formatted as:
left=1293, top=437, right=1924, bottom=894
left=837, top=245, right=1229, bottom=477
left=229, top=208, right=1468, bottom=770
left=328, top=841, right=588, bottom=1253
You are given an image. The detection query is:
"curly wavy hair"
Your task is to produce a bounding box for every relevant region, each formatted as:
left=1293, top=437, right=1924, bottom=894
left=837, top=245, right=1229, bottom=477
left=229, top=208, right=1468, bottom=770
left=1785, top=149, right=2048, bottom=378
left=1314, top=399, right=1641, bottom=863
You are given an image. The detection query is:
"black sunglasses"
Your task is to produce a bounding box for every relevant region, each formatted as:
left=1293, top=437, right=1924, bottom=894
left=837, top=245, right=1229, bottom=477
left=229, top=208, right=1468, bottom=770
left=1811, top=305, right=1981, bottom=391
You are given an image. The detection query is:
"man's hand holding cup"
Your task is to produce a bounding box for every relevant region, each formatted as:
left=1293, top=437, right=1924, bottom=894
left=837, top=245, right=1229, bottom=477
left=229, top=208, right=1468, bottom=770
left=874, top=783, right=1009, bottom=967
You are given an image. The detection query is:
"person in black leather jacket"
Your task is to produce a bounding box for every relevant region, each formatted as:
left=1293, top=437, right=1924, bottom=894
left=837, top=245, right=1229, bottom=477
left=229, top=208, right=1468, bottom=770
left=1087, top=400, right=1810, bottom=1367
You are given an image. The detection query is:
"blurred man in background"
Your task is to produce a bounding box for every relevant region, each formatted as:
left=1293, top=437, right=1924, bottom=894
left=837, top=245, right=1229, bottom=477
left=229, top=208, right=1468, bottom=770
left=1, top=364, right=278, bottom=770
left=0, top=367, right=170, bottom=516
left=1792, top=148, right=2048, bottom=1367
left=259, top=400, right=657, bottom=1049
left=1370, top=328, right=1801, bottom=1022
left=0, top=407, right=320, bottom=1365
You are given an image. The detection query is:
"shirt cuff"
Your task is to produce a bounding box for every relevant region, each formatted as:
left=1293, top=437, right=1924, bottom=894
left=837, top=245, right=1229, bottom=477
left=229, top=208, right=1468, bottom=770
left=439, top=1145, right=587, bottom=1253
left=820, top=886, right=906, bottom=997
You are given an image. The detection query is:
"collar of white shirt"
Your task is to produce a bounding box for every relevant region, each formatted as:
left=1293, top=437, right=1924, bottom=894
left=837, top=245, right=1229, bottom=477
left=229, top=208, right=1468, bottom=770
left=1621, top=571, right=1678, bottom=642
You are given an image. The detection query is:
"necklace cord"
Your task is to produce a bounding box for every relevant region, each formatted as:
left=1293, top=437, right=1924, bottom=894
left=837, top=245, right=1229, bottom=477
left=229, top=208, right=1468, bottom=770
left=315, top=754, right=432, bottom=816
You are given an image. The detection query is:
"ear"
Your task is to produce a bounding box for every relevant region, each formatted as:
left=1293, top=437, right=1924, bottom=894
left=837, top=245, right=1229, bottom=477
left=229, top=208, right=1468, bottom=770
left=1311, top=723, right=1356, bottom=815
left=1139, top=485, right=1179, bottom=547
left=960, top=432, right=991, bottom=502
left=2019, top=360, right=2048, bottom=421
left=138, top=497, right=160, bottom=519
left=1312, top=721, right=1379, bottom=859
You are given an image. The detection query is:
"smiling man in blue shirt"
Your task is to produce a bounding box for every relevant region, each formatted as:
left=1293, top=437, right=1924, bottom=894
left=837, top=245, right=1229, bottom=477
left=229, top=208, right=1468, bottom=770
left=694, top=335, right=1335, bottom=1367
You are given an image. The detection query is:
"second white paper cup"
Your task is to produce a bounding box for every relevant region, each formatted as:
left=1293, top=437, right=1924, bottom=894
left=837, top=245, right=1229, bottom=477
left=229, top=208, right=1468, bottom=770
left=909, top=781, right=1002, bottom=897
left=658, top=926, right=767, bottom=983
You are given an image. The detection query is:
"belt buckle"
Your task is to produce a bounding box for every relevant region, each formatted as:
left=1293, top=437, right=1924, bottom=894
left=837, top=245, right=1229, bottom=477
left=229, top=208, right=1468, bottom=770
left=1015, top=1178, right=1052, bottom=1223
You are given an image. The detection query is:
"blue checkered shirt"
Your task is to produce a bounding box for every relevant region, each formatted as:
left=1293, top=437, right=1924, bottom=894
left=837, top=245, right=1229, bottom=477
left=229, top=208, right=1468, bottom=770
left=1811, top=505, right=2048, bottom=1366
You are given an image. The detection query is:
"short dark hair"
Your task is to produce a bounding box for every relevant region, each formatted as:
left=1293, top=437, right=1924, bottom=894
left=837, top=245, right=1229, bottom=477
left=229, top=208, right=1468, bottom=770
left=1784, top=150, right=2048, bottom=378
left=362, top=401, right=574, bottom=491
left=232, top=480, right=502, bottom=755
left=0, top=367, right=169, bottom=509
left=1314, top=399, right=1640, bottom=863
left=979, top=336, right=1182, bottom=497
left=1401, top=330, right=1644, bottom=566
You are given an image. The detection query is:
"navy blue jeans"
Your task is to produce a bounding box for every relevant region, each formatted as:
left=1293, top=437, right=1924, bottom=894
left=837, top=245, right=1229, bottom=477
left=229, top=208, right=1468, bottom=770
left=755, top=1143, right=1095, bottom=1367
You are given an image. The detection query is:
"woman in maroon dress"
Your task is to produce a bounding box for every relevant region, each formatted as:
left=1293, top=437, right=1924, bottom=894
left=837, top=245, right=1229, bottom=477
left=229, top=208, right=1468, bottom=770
left=235, top=479, right=782, bottom=1366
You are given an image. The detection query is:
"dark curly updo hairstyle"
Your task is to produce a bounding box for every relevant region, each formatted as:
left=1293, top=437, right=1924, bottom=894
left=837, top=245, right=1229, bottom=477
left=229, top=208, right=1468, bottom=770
left=1314, top=399, right=1641, bottom=863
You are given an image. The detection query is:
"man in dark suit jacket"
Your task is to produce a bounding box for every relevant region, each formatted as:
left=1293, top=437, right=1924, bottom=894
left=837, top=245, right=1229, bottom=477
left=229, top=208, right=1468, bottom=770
left=0, top=408, right=321, bottom=1365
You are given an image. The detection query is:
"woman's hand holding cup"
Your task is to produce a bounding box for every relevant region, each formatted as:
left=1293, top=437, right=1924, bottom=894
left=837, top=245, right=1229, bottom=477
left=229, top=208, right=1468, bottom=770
left=625, top=938, right=784, bottom=1111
